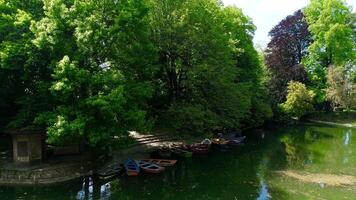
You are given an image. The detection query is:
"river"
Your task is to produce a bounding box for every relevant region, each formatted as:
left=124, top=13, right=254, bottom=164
left=1, top=122, right=355, bottom=199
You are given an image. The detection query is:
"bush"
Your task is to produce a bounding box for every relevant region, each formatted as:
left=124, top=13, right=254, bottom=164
left=280, top=81, right=315, bottom=119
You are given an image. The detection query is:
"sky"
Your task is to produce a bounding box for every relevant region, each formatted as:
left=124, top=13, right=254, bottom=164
left=222, top=0, right=356, bottom=49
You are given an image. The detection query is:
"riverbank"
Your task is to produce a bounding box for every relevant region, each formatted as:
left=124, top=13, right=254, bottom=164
left=305, top=112, right=356, bottom=127
left=0, top=130, right=192, bottom=186
left=0, top=160, right=92, bottom=186
left=1, top=122, right=355, bottom=199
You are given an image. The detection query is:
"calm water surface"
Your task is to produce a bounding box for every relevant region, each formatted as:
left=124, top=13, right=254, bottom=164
left=1, top=123, right=355, bottom=200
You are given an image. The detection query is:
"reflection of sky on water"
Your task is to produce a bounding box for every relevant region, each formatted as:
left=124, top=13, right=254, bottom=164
left=344, top=129, right=351, bottom=146
left=256, top=156, right=270, bottom=200
left=257, top=181, right=269, bottom=200
left=343, top=129, right=352, bottom=164
left=76, top=177, right=112, bottom=200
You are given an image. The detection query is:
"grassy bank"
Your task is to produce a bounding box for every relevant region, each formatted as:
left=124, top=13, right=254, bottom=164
left=305, top=112, right=356, bottom=127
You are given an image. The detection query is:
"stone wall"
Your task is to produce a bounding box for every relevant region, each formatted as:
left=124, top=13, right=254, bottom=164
left=0, top=162, right=91, bottom=185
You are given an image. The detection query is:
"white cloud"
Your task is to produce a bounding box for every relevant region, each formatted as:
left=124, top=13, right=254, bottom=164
left=222, top=0, right=356, bottom=48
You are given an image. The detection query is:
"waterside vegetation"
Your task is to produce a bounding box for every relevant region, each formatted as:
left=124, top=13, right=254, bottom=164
left=0, top=0, right=355, bottom=151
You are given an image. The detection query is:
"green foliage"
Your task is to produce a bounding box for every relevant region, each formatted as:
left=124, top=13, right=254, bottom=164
left=152, top=0, right=271, bottom=134
left=1, top=0, right=155, bottom=147
left=163, top=103, right=218, bottom=136
left=0, top=0, right=46, bottom=129
left=1, top=0, right=271, bottom=147
left=303, top=0, right=355, bottom=104
left=280, top=81, right=315, bottom=119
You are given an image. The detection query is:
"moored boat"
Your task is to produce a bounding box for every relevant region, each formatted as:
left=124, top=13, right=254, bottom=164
left=211, top=138, right=229, bottom=149
left=171, top=147, right=193, bottom=158
left=139, top=159, right=177, bottom=167
left=136, top=160, right=165, bottom=173
left=124, top=159, right=140, bottom=176
left=189, top=144, right=210, bottom=155
left=226, top=136, right=246, bottom=146
left=96, top=163, right=124, bottom=180
left=212, top=138, right=229, bottom=145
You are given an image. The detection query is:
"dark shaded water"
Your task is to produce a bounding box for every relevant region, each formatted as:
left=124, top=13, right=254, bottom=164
left=1, top=123, right=355, bottom=199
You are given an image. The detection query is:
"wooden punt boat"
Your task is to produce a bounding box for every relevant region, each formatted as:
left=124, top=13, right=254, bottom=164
left=139, top=159, right=177, bottom=167
left=212, top=138, right=229, bottom=145
left=226, top=136, right=246, bottom=146
left=189, top=144, right=210, bottom=155
left=211, top=138, right=229, bottom=149
left=96, top=163, right=124, bottom=180
left=171, top=147, right=193, bottom=158
left=136, top=160, right=165, bottom=173
left=124, top=159, right=140, bottom=176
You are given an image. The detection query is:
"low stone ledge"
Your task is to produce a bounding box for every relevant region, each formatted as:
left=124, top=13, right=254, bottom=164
left=0, top=162, right=92, bottom=185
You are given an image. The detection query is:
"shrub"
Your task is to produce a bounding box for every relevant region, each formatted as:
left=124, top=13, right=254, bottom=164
left=280, top=81, right=315, bottom=119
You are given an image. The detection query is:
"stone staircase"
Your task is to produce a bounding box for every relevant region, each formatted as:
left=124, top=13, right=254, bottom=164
left=128, top=132, right=181, bottom=148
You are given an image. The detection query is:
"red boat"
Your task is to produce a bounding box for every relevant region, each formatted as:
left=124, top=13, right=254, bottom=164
left=136, top=160, right=165, bottom=173
left=139, top=159, right=177, bottom=167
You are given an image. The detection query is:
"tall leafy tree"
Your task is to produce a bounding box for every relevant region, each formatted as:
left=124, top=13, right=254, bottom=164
left=222, top=6, right=272, bottom=128
left=30, top=0, right=156, bottom=147
left=304, top=0, right=355, bottom=104
left=150, top=0, right=241, bottom=133
left=265, top=10, right=312, bottom=105
left=151, top=0, right=271, bottom=134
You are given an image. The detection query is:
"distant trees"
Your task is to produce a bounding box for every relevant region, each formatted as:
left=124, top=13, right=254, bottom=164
left=304, top=0, right=355, bottom=104
left=326, top=66, right=356, bottom=110
left=280, top=81, right=315, bottom=119
left=265, top=10, right=312, bottom=105
left=267, top=0, right=355, bottom=118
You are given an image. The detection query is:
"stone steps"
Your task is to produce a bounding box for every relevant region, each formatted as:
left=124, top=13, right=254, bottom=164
left=128, top=133, right=180, bottom=147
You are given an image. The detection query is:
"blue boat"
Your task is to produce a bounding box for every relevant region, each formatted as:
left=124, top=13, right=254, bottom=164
left=124, top=159, right=140, bottom=176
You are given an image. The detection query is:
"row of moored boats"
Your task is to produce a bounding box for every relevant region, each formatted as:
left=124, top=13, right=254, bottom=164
left=96, top=135, right=246, bottom=179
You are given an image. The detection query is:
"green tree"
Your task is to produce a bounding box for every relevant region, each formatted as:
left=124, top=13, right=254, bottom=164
left=280, top=81, right=315, bottom=119
left=151, top=0, right=271, bottom=134
left=30, top=0, right=155, bottom=147
left=304, top=0, right=355, bottom=104
left=222, top=6, right=273, bottom=129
